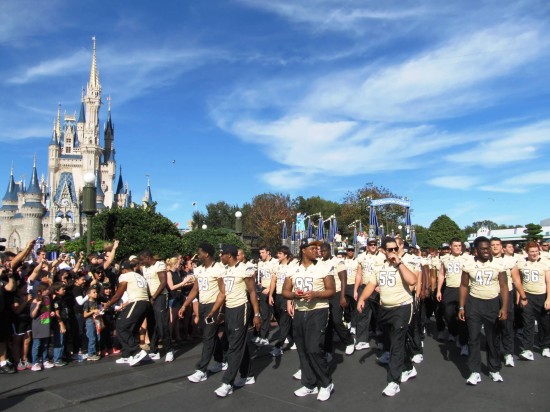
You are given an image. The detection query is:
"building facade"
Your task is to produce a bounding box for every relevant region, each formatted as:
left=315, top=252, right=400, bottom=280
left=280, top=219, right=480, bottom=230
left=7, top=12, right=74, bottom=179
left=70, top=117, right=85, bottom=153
left=0, top=39, right=153, bottom=251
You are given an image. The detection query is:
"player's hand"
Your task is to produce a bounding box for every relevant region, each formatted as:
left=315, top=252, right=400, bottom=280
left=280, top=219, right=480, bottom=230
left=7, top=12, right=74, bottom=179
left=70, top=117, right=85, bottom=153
left=436, top=291, right=442, bottom=302
left=302, top=290, right=315, bottom=302
left=498, top=308, right=507, bottom=321
left=357, top=299, right=365, bottom=313
left=178, top=305, right=186, bottom=318
left=458, top=309, right=465, bottom=321
left=269, top=295, right=274, bottom=306
left=253, top=316, right=261, bottom=331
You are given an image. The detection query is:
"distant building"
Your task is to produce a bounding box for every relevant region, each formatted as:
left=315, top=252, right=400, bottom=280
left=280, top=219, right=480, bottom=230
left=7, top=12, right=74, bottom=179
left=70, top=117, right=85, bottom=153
left=467, top=224, right=550, bottom=243
left=0, top=39, right=154, bottom=251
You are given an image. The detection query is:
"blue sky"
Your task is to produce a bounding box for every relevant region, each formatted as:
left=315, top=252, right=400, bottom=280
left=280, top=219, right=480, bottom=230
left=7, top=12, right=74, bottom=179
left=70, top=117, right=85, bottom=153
left=1, top=0, right=550, bottom=229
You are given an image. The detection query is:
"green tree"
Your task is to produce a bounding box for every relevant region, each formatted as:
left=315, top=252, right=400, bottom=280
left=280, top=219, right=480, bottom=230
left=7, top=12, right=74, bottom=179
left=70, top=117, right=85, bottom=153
left=411, top=225, right=430, bottom=249
left=424, top=215, right=465, bottom=249
left=91, top=207, right=182, bottom=260
left=294, top=196, right=341, bottom=219
left=181, top=228, right=248, bottom=259
left=522, top=223, right=543, bottom=241
left=191, top=201, right=240, bottom=230
left=340, top=182, right=409, bottom=238
left=243, top=193, right=295, bottom=249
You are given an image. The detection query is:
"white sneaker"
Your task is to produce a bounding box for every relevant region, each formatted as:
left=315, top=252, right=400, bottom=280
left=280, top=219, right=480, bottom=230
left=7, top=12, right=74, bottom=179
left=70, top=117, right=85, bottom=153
left=504, top=354, right=515, bottom=367
left=466, top=372, right=481, bottom=385
left=377, top=351, right=390, bottom=365
left=293, top=369, right=302, bottom=380
left=234, top=376, right=255, bottom=387
left=43, top=361, right=55, bottom=369
left=489, top=371, right=503, bottom=382
left=256, top=338, right=269, bottom=346
left=350, top=327, right=356, bottom=335
left=290, top=343, right=297, bottom=350
left=411, top=354, right=423, bottom=364
left=400, top=366, right=417, bottom=383
left=148, top=352, right=161, bottom=360
left=542, top=348, right=550, bottom=358
left=345, top=343, right=355, bottom=355
left=294, top=386, right=318, bottom=397
left=284, top=338, right=290, bottom=344
left=116, top=357, right=130, bottom=364
left=251, top=336, right=260, bottom=343
left=460, top=345, right=470, bottom=357
left=129, top=349, right=148, bottom=366
left=165, top=351, right=174, bottom=362
left=355, top=342, right=370, bottom=351
left=188, top=369, right=207, bottom=383
left=214, top=383, right=233, bottom=398
left=519, top=350, right=534, bottom=361
left=325, top=352, right=333, bottom=363
left=207, top=362, right=226, bottom=373
left=317, top=383, right=334, bottom=401
left=270, top=347, right=283, bottom=357
left=382, top=382, right=400, bottom=396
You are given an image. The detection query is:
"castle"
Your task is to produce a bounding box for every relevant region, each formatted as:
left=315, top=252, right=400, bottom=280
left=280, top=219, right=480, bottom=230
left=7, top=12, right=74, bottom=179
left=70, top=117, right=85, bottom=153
left=0, top=38, right=153, bottom=251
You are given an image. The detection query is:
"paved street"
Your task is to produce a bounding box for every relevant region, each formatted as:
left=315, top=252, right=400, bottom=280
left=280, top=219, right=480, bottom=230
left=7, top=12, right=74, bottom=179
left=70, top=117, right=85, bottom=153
left=1, top=321, right=549, bottom=412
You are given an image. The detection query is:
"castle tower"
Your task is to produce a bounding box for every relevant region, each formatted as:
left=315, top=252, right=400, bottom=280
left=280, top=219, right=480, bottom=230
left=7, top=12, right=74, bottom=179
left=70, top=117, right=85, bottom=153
left=0, top=166, right=20, bottom=248
left=21, top=158, right=46, bottom=242
left=142, top=176, right=154, bottom=210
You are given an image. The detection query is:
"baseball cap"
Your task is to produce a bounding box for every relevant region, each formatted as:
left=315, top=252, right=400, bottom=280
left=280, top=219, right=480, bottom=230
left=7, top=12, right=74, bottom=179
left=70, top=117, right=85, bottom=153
left=300, top=238, right=323, bottom=249
left=346, top=244, right=355, bottom=250
left=58, top=262, right=72, bottom=271
left=367, top=238, right=377, bottom=245
left=441, top=243, right=450, bottom=248
left=336, top=249, right=346, bottom=255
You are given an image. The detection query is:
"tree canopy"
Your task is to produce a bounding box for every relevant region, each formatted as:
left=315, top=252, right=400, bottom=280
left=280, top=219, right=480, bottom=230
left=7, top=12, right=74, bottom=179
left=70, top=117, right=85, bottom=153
left=422, top=215, right=465, bottom=248
left=522, top=223, right=543, bottom=241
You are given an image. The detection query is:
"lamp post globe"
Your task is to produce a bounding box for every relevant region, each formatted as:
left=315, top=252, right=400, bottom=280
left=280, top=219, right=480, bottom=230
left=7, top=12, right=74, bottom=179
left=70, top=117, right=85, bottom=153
left=55, top=216, right=63, bottom=246
left=202, top=224, right=207, bottom=230
left=235, top=210, right=243, bottom=240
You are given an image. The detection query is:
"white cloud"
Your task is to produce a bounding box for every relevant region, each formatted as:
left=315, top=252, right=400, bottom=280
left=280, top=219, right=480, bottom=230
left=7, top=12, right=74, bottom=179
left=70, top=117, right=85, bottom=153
left=480, top=170, right=550, bottom=193
left=428, top=176, right=481, bottom=190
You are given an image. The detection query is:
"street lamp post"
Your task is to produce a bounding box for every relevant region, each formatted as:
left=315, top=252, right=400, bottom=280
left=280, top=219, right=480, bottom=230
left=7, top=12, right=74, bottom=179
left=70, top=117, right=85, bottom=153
left=82, top=172, right=97, bottom=255
left=201, top=224, right=208, bottom=230
left=55, top=216, right=63, bottom=247
left=235, top=210, right=242, bottom=240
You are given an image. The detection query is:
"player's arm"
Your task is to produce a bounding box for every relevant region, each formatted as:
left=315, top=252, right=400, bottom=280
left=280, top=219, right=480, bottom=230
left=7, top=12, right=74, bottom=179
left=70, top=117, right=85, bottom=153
left=436, top=263, right=446, bottom=301
left=180, top=279, right=199, bottom=316
left=281, top=277, right=294, bottom=300
left=338, top=269, right=348, bottom=307
left=544, top=270, right=550, bottom=310
left=207, top=277, right=226, bottom=319
left=458, top=271, right=469, bottom=321
left=511, top=267, right=527, bottom=305
left=245, top=277, right=261, bottom=330
left=357, top=281, right=376, bottom=312
left=498, top=271, right=508, bottom=320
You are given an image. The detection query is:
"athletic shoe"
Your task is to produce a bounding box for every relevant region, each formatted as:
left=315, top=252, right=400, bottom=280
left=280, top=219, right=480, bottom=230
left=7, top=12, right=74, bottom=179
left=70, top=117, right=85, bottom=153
left=317, top=383, right=334, bottom=401
left=519, top=350, right=534, bottom=361
left=504, top=354, right=515, bottom=367
left=270, top=347, right=283, bottom=357
left=256, top=338, right=269, bottom=346
left=81, top=353, right=89, bottom=360
left=466, top=372, right=481, bottom=385
left=129, top=350, right=148, bottom=366
left=382, top=382, right=400, bottom=397
left=17, top=361, right=26, bottom=371
left=284, top=338, right=290, bottom=345
left=377, top=351, right=390, bottom=365
left=165, top=351, right=174, bottom=362
left=31, top=363, right=42, bottom=372
left=355, top=342, right=370, bottom=351
left=116, top=357, right=130, bottom=364
left=350, top=327, right=356, bottom=335
left=345, top=343, right=355, bottom=355
left=325, top=352, right=333, bottom=363
left=234, top=376, right=255, bottom=387
left=208, top=362, right=227, bottom=373
left=54, top=360, right=67, bottom=367
left=214, top=383, right=233, bottom=398
left=111, top=348, right=121, bottom=355
left=489, top=371, right=503, bottom=382
left=43, top=360, right=55, bottom=368
left=460, top=345, right=470, bottom=357
left=542, top=348, right=550, bottom=358
left=294, top=386, right=318, bottom=397
left=25, top=361, right=33, bottom=370
left=188, top=369, right=207, bottom=383
left=411, top=354, right=423, bottom=364
left=290, top=343, right=297, bottom=350
left=148, top=352, right=161, bottom=360
left=400, top=366, right=417, bottom=383
left=87, top=354, right=101, bottom=361
left=293, top=369, right=302, bottom=380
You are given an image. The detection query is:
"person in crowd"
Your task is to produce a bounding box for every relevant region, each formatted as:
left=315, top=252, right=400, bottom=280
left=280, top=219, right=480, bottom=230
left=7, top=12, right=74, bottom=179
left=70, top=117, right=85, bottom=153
left=83, top=287, right=102, bottom=361
left=51, top=282, right=69, bottom=366
left=255, top=246, right=277, bottom=346
left=30, top=282, right=54, bottom=371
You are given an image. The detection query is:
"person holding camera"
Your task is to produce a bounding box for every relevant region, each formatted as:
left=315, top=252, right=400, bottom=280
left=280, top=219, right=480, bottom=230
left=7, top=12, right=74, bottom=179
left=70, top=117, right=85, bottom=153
left=179, top=242, right=226, bottom=384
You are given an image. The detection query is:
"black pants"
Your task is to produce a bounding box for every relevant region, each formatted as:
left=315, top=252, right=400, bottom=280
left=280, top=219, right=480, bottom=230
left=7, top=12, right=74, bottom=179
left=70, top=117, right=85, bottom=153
left=325, top=292, right=354, bottom=353
left=294, top=308, right=331, bottom=389
left=147, top=294, right=172, bottom=354
left=465, top=296, right=501, bottom=374
left=407, top=299, right=423, bottom=356
left=344, top=284, right=357, bottom=327
left=258, top=291, right=272, bottom=339
left=196, top=302, right=224, bottom=372
left=521, top=292, right=550, bottom=351
left=72, top=312, right=87, bottom=354
left=273, top=294, right=293, bottom=348
left=497, top=290, right=515, bottom=356
left=378, top=303, right=414, bottom=383
left=222, top=303, right=252, bottom=384
left=355, top=285, right=371, bottom=344
left=116, top=300, right=150, bottom=358
left=443, top=287, right=469, bottom=345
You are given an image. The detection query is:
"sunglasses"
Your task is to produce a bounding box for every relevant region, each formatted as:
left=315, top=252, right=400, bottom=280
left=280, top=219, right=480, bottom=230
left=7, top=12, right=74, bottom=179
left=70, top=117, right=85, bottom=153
left=367, top=243, right=377, bottom=246
left=386, top=247, right=399, bottom=252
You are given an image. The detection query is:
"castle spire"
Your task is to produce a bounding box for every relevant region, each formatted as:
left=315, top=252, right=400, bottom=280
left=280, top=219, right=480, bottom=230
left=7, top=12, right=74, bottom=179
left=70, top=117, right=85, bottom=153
left=2, top=165, right=18, bottom=202
left=55, top=103, right=61, bottom=139
left=88, top=36, right=100, bottom=92
left=27, top=155, right=41, bottom=195
left=143, top=175, right=153, bottom=205
left=115, top=166, right=124, bottom=195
